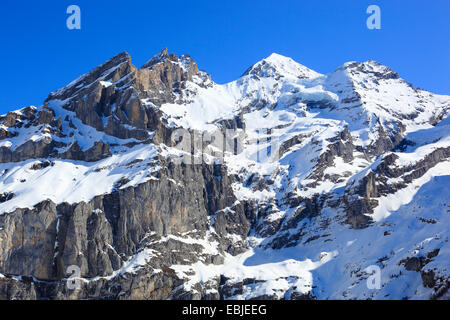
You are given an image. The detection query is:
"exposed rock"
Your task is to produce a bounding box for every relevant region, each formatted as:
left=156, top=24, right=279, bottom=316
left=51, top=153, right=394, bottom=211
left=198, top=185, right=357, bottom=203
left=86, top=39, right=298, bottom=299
left=0, top=49, right=448, bottom=300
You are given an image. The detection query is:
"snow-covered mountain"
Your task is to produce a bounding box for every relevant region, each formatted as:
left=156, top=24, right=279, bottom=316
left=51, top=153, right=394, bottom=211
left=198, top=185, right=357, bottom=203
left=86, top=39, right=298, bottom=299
left=0, top=49, right=448, bottom=300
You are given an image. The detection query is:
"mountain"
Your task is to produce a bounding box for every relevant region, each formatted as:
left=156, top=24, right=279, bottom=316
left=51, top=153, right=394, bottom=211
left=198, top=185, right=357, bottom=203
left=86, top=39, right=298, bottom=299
left=0, top=49, right=448, bottom=300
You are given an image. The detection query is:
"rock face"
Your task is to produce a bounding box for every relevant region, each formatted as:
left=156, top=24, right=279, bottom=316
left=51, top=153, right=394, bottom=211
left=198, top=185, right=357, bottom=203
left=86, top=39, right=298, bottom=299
left=0, top=50, right=449, bottom=300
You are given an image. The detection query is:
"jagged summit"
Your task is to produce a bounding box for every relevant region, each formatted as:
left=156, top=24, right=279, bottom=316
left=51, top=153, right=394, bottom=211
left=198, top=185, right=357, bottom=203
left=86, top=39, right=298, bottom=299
left=0, top=49, right=449, bottom=300
left=47, top=51, right=134, bottom=102
left=48, top=49, right=205, bottom=103
left=2, top=49, right=447, bottom=160
left=140, top=48, right=205, bottom=84
left=334, top=59, right=400, bottom=81
left=141, top=48, right=174, bottom=69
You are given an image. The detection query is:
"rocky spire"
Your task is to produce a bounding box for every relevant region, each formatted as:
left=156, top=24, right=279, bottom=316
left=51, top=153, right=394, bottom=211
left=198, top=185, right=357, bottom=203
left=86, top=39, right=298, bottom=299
left=141, top=48, right=176, bottom=70
left=136, top=48, right=207, bottom=104
left=47, top=51, right=135, bottom=102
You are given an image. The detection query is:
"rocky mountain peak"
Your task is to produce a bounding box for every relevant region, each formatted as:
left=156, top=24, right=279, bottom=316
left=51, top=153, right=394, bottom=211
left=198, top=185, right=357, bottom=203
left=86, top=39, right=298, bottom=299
left=47, top=51, right=135, bottom=102
left=336, top=59, right=400, bottom=81
left=242, top=52, right=322, bottom=79
left=33, top=49, right=211, bottom=150
left=140, top=48, right=200, bottom=76
left=136, top=48, right=210, bottom=105
left=141, top=48, right=173, bottom=69
left=0, top=49, right=449, bottom=300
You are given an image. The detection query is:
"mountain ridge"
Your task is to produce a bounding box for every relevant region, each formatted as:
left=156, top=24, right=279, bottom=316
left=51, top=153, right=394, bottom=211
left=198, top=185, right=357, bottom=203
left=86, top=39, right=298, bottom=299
left=0, top=49, right=448, bottom=300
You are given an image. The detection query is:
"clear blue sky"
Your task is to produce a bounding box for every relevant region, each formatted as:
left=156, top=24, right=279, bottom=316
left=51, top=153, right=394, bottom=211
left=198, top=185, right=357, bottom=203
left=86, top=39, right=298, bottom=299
left=0, top=0, right=449, bottom=114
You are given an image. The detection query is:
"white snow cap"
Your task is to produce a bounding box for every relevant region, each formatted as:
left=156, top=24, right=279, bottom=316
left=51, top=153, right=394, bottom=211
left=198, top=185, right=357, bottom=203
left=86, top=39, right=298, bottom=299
left=244, top=53, right=322, bottom=79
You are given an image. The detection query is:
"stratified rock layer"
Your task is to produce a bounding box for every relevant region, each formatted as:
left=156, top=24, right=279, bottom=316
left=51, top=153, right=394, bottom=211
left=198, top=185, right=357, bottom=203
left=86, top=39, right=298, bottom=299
left=0, top=50, right=449, bottom=300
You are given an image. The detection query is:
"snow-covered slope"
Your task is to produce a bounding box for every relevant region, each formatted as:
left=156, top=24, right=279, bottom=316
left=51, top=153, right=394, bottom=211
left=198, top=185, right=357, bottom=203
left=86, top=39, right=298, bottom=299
left=0, top=49, right=448, bottom=300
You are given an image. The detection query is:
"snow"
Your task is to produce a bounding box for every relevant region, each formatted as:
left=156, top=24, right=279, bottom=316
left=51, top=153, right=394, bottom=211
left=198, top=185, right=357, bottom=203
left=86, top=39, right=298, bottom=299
left=157, top=53, right=449, bottom=210
left=50, top=60, right=129, bottom=99
left=0, top=51, right=449, bottom=299
left=49, top=99, right=141, bottom=151
left=160, top=82, right=239, bottom=131
left=251, top=53, right=323, bottom=79
left=155, top=55, right=448, bottom=299
left=0, top=143, right=159, bottom=213
left=0, top=100, right=143, bottom=155
left=320, top=61, right=450, bottom=148
left=157, top=147, right=447, bottom=300
left=370, top=161, right=450, bottom=221
left=209, top=174, right=449, bottom=300
left=99, top=80, right=113, bottom=88
left=171, top=246, right=338, bottom=299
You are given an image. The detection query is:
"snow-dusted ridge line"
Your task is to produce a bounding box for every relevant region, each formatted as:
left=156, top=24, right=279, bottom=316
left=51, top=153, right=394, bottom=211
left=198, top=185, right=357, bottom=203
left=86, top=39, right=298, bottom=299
left=0, top=49, right=449, bottom=300
left=370, top=160, right=450, bottom=221
left=0, top=143, right=159, bottom=214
